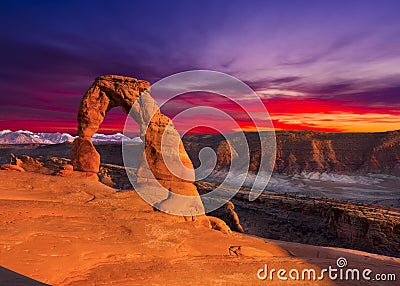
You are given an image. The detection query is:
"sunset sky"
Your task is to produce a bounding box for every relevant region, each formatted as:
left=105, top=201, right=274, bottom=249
left=0, top=0, right=399, bottom=134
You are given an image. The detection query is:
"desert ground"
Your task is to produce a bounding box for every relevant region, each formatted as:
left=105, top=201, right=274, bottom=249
left=0, top=170, right=399, bottom=285
left=0, top=137, right=399, bottom=285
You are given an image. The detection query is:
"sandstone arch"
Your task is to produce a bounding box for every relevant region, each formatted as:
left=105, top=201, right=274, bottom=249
left=71, top=75, right=204, bottom=216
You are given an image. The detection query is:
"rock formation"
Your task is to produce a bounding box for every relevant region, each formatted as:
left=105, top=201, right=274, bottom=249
left=208, top=201, right=244, bottom=233
left=183, top=130, right=400, bottom=176
left=72, top=75, right=205, bottom=217
left=0, top=164, right=25, bottom=172
left=207, top=216, right=232, bottom=234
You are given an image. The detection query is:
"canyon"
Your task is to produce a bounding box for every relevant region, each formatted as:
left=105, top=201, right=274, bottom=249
left=1, top=129, right=399, bottom=258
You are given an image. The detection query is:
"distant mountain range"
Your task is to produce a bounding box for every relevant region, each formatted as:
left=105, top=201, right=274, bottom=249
left=0, top=130, right=142, bottom=144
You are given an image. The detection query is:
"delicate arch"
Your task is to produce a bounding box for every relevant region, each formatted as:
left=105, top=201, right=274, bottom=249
left=71, top=75, right=202, bottom=213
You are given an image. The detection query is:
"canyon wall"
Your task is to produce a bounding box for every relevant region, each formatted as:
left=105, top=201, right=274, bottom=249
left=233, top=191, right=400, bottom=258
left=183, top=130, right=400, bottom=176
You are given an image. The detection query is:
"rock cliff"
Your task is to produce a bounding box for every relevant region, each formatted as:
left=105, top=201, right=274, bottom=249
left=183, top=130, right=400, bottom=176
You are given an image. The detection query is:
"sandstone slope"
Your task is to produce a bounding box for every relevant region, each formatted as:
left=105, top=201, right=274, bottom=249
left=0, top=170, right=399, bottom=285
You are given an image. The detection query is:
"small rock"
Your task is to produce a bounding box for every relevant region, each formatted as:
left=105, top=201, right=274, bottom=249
left=0, top=164, right=25, bottom=172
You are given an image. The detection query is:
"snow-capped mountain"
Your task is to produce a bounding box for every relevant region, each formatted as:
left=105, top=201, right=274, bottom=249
left=91, top=133, right=142, bottom=144
left=0, top=130, right=56, bottom=144
left=0, top=130, right=142, bottom=145
left=38, top=132, right=76, bottom=144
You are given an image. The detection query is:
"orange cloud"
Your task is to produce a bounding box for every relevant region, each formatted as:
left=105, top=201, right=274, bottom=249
left=272, top=112, right=400, bottom=132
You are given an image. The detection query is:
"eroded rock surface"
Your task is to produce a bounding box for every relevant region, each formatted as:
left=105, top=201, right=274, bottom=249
left=184, top=130, right=400, bottom=175
left=208, top=201, right=244, bottom=233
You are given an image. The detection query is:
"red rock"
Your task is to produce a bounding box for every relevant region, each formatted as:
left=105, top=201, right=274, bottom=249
left=71, top=137, right=100, bottom=173
left=0, top=164, right=25, bottom=172
left=72, top=75, right=205, bottom=216
left=61, top=164, right=74, bottom=171
left=208, top=216, right=232, bottom=234
left=184, top=130, right=400, bottom=176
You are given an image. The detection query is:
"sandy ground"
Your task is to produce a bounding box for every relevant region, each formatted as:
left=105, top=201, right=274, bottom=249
left=0, top=170, right=399, bottom=285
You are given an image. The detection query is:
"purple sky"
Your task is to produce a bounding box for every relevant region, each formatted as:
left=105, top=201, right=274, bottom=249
left=0, top=0, right=399, bottom=133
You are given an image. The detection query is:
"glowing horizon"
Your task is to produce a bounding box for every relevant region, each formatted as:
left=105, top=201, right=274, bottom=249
left=0, top=1, right=399, bottom=134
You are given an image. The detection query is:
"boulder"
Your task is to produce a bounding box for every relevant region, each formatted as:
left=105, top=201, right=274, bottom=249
left=0, top=164, right=25, bottom=172
left=208, top=216, right=232, bottom=234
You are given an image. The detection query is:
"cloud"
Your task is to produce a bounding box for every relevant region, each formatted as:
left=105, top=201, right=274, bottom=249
left=272, top=112, right=400, bottom=132
left=1, top=1, right=400, bottom=133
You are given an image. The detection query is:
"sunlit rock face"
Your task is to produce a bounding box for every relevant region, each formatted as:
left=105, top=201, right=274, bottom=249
left=72, top=75, right=204, bottom=217
left=184, top=130, right=400, bottom=176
